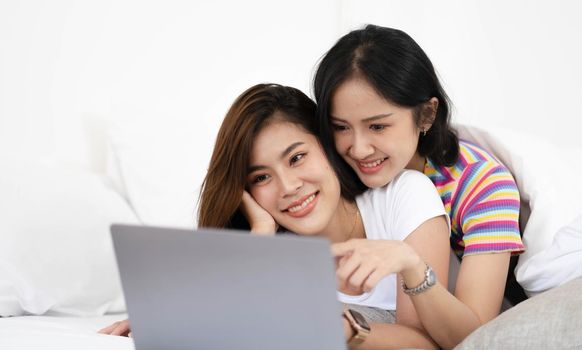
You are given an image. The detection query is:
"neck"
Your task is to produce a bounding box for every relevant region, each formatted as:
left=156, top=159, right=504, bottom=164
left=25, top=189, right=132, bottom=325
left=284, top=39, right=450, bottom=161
left=322, top=198, right=365, bottom=243
left=407, top=152, right=426, bottom=172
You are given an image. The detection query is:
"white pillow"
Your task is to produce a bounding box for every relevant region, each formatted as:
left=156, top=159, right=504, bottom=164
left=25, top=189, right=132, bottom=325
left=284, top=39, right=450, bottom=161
left=518, top=214, right=582, bottom=292
left=456, top=124, right=582, bottom=296
left=0, top=159, right=139, bottom=316
left=106, top=104, right=216, bottom=229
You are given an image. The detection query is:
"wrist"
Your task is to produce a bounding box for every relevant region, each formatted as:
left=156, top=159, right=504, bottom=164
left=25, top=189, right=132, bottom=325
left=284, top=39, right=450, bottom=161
left=343, top=309, right=371, bottom=345
left=343, top=316, right=355, bottom=341
left=401, top=263, right=437, bottom=296
left=250, top=223, right=277, bottom=235
left=401, top=256, right=426, bottom=288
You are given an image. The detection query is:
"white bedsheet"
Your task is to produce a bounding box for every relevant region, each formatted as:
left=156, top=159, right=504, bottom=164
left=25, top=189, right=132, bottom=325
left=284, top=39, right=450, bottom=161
left=0, top=313, right=134, bottom=350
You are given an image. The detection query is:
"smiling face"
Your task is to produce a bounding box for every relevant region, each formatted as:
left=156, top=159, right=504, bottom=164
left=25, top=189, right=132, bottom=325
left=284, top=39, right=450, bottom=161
left=247, top=117, right=342, bottom=236
left=330, top=78, right=425, bottom=188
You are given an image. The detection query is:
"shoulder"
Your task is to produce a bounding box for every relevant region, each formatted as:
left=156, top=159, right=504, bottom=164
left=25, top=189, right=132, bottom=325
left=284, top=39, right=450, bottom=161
left=357, top=170, right=436, bottom=204
left=429, top=140, right=511, bottom=174
left=386, top=171, right=449, bottom=240
left=457, top=140, right=514, bottom=176
left=430, top=140, right=517, bottom=191
left=369, top=170, right=445, bottom=218
left=458, top=141, right=518, bottom=193
left=393, top=169, right=435, bottom=185
left=356, top=170, right=449, bottom=241
left=390, top=169, right=440, bottom=198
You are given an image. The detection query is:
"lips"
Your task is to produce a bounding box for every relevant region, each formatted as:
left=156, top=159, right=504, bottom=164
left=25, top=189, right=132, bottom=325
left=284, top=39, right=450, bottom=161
left=356, top=157, right=388, bottom=174
left=283, top=191, right=319, bottom=218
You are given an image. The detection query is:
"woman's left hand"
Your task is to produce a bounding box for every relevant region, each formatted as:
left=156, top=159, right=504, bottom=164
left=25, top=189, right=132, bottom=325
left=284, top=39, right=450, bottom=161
left=240, top=190, right=277, bottom=235
left=332, top=239, right=423, bottom=295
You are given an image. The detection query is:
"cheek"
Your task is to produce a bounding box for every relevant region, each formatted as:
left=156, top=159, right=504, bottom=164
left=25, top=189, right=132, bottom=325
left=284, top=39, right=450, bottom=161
left=372, top=133, right=391, bottom=149
left=249, top=187, right=276, bottom=213
left=401, top=116, right=421, bottom=139
left=328, top=171, right=341, bottom=196
left=395, top=123, right=420, bottom=148
left=319, top=161, right=341, bottom=196
left=334, top=133, right=350, bottom=152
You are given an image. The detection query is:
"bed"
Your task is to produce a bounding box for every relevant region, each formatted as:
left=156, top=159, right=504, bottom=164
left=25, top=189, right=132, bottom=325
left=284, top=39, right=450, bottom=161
left=0, top=314, right=132, bottom=350
left=1, top=124, right=581, bottom=348
left=0, top=159, right=137, bottom=348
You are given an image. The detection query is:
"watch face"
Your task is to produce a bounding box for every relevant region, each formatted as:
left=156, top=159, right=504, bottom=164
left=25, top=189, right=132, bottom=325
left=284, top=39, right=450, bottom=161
left=427, top=267, right=437, bottom=285
left=348, top=309, right=371, bottom=331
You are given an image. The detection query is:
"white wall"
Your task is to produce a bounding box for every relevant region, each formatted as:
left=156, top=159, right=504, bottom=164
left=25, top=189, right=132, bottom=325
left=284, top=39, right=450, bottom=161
left=0, top=0, right=340, bottom=172
left=1, top=0, right=581, bottom=175
left=340, top=0, right=582, bottom=150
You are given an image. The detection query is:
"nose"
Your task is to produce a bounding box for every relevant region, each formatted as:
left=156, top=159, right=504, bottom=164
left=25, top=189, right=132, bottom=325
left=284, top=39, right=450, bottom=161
left=279, top=171, right=302, bottom=197
left=348, top=132, right=374, bottom=159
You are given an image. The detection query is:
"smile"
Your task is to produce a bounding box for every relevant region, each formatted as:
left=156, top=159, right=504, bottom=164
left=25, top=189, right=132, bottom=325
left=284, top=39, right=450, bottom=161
left=356, top=157, right=388, bottom=174
left=358, top=158, right=387, bottom=168
left=283, top=191, right=319, bottom=218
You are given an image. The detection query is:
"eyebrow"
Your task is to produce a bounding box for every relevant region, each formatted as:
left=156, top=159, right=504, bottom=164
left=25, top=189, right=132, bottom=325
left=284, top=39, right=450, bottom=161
left=247, top=141, right=305, bottom=174
left=331, top=113, right=393, bottom=123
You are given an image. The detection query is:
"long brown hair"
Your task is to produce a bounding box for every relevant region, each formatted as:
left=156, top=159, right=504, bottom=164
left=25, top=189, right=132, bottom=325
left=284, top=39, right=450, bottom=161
left=197, top=84, right=319, bottom=229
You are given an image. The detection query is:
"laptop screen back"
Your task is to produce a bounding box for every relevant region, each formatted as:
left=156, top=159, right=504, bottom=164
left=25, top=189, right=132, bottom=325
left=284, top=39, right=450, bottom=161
left=111, top=224, right=346, bottom=350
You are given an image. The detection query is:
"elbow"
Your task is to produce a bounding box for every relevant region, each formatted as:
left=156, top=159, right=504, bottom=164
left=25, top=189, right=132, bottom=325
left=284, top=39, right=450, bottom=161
left=435, top=314, right=486, bottom=350
left=440, top=320, right=484, bottom=350
left=442, top=339, right=462, bottom=350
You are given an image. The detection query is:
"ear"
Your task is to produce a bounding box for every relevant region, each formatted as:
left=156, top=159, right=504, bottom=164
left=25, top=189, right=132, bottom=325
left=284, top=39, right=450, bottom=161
left=420, top=97, right=439, bottom=132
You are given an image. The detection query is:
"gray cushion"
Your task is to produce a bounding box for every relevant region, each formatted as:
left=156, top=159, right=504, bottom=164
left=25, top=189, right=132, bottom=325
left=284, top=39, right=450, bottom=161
left=455, top=277, right=582, bottom=349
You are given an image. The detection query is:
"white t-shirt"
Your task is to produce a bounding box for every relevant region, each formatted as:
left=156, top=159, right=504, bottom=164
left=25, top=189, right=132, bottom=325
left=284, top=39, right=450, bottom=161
left=338, top=170, right=449, bottom=311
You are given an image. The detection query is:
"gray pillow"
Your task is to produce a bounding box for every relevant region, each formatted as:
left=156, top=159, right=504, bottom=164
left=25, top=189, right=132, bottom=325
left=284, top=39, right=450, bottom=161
left=455, top=277, right=582, bottom=349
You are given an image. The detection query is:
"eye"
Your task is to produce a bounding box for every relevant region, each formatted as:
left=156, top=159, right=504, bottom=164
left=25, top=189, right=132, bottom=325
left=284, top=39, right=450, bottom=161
left=370, top=124, right=387, bottom=131
left=332, top=124, right=349, bottom=132
left=290, top=152, right=306, bottom=165
left=251, top=173, right=270, bottom=184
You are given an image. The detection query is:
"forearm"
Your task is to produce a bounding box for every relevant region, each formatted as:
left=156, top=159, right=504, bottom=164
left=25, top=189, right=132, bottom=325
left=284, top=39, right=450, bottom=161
left=405, top=253, right=511, bottom=349
left=409, top=284, right=483, bottom=349
left=353, top=323, right=438, bottom=350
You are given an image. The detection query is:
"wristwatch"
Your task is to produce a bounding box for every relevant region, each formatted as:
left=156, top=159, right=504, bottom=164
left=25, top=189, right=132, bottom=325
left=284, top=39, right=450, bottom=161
left=401, top=263, right=437, bottom=296
left=343, top=308, right=371, bottom=345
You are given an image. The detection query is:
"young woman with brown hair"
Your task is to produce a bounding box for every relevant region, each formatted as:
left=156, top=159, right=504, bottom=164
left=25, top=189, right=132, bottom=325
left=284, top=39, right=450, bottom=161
left=101, top=83, right=450, bottom=349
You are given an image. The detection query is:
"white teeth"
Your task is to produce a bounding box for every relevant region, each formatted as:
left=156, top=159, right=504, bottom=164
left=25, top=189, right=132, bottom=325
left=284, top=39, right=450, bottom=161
left=360, top=158, right=385, bottom=168
left=288, top=194, right=316, bottom=213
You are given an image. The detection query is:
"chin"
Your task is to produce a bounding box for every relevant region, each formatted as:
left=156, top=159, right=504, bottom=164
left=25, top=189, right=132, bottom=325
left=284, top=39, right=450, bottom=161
left=359, top=176, right=387, bottom=189
left=283, top=221, right=325, bottom=236
left=294, top=230, right=320, bottom=237
left=361, top=169, right=399, bottom=188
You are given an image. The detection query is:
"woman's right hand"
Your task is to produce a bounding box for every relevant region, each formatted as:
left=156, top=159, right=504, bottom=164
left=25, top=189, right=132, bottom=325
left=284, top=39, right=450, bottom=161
left=332, top=239, right=423, bottom=295
left=240, top=190, right=277, bottom=235
left=97, top=319, right=131, bottom=337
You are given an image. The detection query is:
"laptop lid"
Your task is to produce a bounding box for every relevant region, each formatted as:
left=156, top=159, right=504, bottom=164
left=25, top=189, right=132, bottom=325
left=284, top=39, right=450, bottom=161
left=111, top=224, right=346, bottom=350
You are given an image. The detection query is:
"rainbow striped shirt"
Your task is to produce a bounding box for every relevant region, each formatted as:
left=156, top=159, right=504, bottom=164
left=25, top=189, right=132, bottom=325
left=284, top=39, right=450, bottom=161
left=424, top=140, right=525, bottom=258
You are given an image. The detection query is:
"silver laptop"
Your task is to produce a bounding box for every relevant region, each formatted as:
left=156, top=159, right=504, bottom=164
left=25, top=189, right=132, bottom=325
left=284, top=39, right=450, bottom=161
left=110, top=224, right=346, bottom=350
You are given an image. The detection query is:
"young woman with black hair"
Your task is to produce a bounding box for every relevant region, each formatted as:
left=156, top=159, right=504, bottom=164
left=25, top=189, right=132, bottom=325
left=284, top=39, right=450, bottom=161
left=314, top=25, right=525, bottom=349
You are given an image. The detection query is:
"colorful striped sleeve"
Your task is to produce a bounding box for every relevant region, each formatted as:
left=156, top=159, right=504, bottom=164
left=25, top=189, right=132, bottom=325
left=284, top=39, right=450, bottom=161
left=453, top=161, right=525, bottom=257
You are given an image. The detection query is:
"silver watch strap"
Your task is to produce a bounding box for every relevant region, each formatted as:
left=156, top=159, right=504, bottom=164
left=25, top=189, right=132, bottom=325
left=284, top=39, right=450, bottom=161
left=401, top=263, right=437, bottom=296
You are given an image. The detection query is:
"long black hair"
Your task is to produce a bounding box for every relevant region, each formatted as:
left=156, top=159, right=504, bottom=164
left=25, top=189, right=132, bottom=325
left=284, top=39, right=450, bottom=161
left=313, top=25, right=458, bottom=193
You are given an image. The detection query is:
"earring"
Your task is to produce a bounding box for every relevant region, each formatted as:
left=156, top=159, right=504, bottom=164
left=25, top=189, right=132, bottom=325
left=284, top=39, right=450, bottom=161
left=422, top=129, right=427, bottom=137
